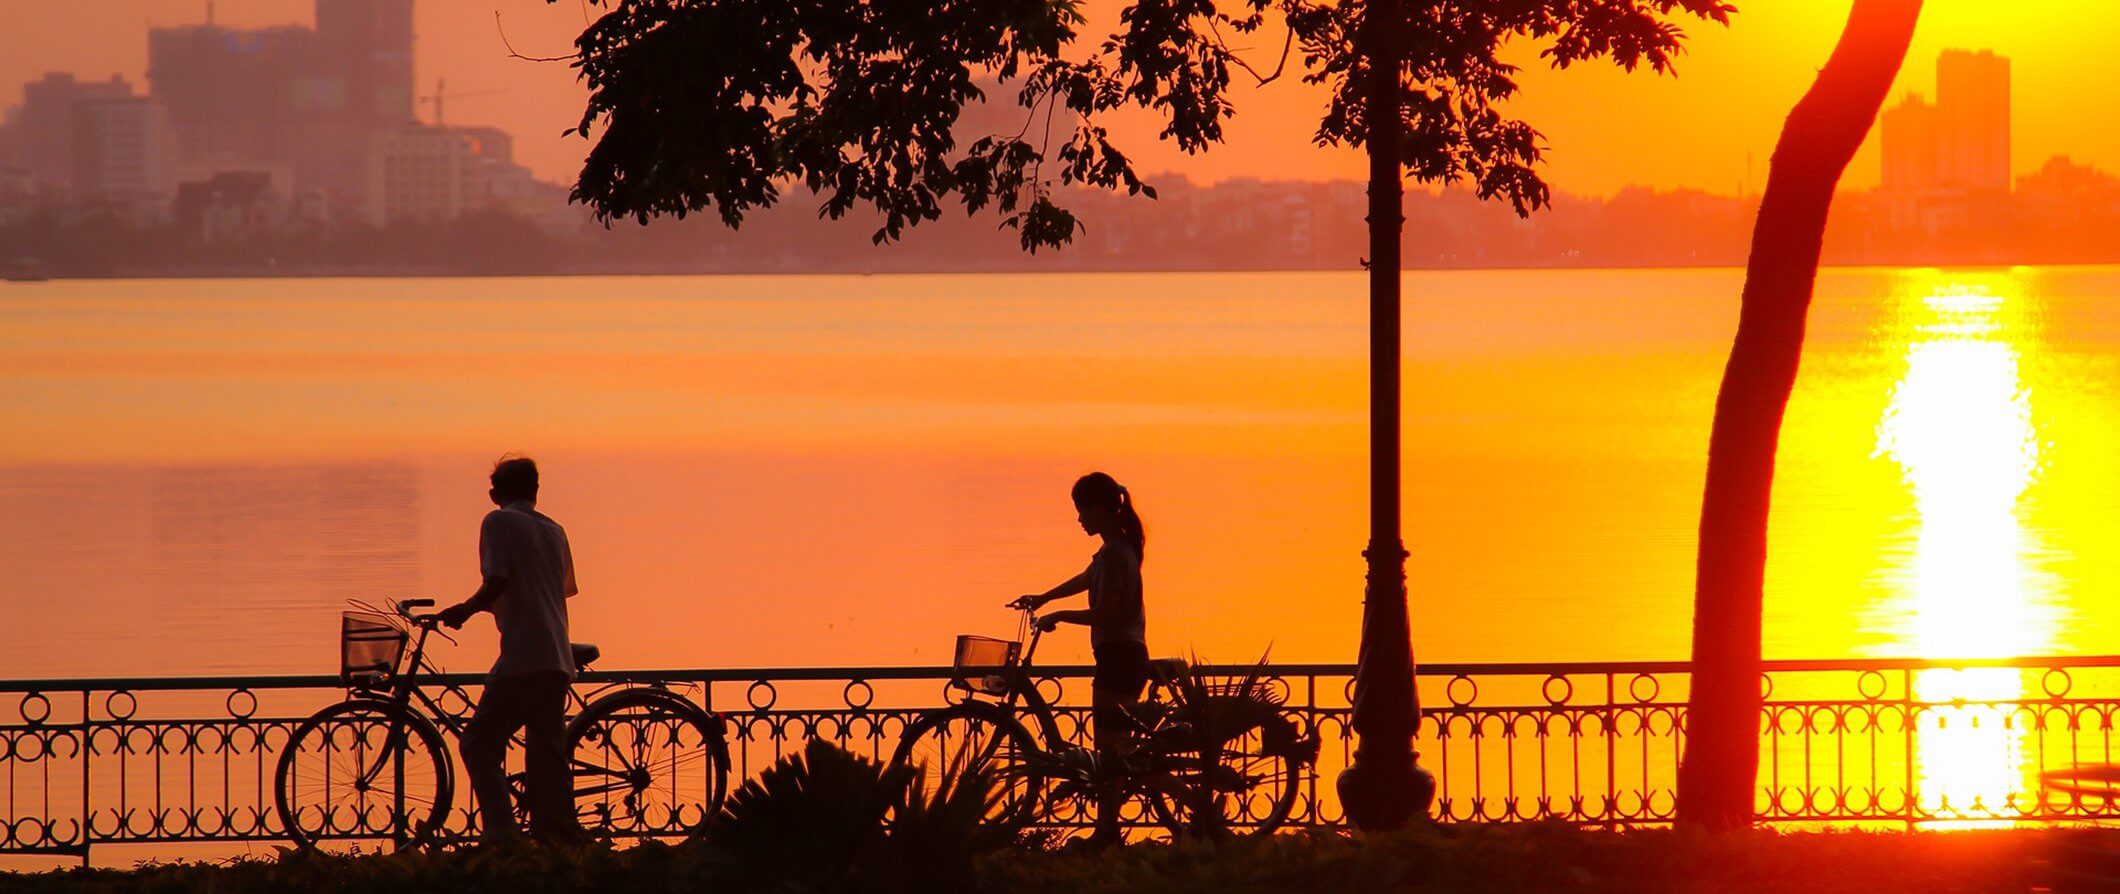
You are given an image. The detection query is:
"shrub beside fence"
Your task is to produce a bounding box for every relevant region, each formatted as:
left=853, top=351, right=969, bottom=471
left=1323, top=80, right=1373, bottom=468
left=2, top=657, right=2118, bottom=863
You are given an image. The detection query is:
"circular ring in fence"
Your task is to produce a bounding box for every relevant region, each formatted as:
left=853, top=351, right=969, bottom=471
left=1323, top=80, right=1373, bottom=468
left=226, top=688, right=258, bottom=719
left=437, top=685, right=475, bottom=719
left=1446, top=675, right=1478, bottom=707
left=1759, top=673, right=1774, bottom=701
left=1344, top=677, right=1358, bottom=705
left=1628, top=674, right=1660, bottom=704
left=11, top=818, right=45, bottom=849
left=747, top=680, right=777, bottom=711
left=1542, top=674, right=1573, bottom=706
left=2044, top=668, right=2073, bottom=699
left=1857, top=670, right=1888, bottom=701
left=1035, top=676, right=1064, bottom=706
left=18, top=693, right=49, bottom=726
left=105, top=690, right=136, bottom=721
left=843, top=680, right=874, bottom=711
left=9, top=734, right=41, bottom=763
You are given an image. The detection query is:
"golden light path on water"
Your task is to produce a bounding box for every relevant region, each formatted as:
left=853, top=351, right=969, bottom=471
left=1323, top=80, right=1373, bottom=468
left=1874, top=277, right=2053, bottom=824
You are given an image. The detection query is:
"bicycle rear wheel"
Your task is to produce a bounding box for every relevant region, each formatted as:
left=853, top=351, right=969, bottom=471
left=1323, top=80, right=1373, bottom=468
left=568, top=688, right=728, bottom=838
left=275, top=699, right=452, bottom=849
left=892, top=703, right=1047, bottom=827
left=1150, top=710, right=1304, bottom=835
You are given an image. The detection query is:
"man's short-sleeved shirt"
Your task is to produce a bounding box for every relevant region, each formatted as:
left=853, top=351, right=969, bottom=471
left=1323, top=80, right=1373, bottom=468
left=479, top=501, right=578, bottom=678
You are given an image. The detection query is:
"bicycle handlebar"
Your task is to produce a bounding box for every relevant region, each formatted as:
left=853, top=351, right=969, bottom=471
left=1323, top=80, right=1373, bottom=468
left=394, top=598, right=443, bottom=629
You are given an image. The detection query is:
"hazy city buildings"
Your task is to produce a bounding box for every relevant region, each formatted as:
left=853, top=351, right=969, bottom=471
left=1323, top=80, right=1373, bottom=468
left=0, top=0, right=576, bottom=239
left=365, top=125, right=488, bottom=225
left=148, top=0, right=414, bottom=204
left=1882, top=49, right=2011, bottom=194
left=1937, top=49, right=2011, bottom=192
left=12, top=73, right=138, bottom=193
left=71, top=97, right=170, bottom=203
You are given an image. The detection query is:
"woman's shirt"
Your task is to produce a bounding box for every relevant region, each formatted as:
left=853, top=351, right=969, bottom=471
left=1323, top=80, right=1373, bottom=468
left=1085, top=539, right=1146, bottom=649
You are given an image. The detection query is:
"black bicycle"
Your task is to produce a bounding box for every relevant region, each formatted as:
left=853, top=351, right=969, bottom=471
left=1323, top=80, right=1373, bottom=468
left=891, top=605, right=1314, bottom=836
left=273, top=598, right=731, bottom=848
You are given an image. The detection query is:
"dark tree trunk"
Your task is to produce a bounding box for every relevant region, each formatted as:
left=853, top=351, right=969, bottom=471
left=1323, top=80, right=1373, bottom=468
left=1676, top=0, right=1922, bottom=831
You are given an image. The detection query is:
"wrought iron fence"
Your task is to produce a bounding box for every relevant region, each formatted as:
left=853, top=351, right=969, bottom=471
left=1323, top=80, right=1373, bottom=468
left=3, top=656, right=2119, bottom=863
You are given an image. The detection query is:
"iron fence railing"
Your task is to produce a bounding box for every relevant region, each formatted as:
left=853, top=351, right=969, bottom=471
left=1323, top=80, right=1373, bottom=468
left=4, top=657, right=2119, bottom=863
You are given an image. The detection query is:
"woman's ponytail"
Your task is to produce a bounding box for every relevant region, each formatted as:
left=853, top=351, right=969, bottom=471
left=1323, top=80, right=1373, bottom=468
left=1073, top=472, right=1145, bottom=561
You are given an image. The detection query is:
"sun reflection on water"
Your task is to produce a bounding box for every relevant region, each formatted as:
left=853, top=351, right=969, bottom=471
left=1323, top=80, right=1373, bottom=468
left=1874, top=280, right=2054, bottom=823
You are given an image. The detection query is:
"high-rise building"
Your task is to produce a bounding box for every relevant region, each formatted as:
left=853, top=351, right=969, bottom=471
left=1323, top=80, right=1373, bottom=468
left=1880, top=94, right=1939, bottom=192
left=366, top=124, right=488, bottom=225
left=311, top=0, right=415, bottom=201
left=1936, top=49, right=2010, bottom=192
left=71, top=97, right=169, bottom=200
left=148, top=24, right=317, bottom=179
left=1880, top=50, right=2010, bottom=194
left=15, top=73, right=134, bottom=191
left=316, top=0, right=415, bottom=126
left=149, top=0, right=416, bottom=206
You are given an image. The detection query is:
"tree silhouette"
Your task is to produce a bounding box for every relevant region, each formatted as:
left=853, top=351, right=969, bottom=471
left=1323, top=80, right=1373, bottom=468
left=1677, top=0, right=1921, bottom=831
left=553, top=0, right=1731, bottom=830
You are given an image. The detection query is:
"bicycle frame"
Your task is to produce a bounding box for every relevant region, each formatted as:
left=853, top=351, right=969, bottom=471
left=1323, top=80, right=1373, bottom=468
left=962, top=613, right=1073, bottom=748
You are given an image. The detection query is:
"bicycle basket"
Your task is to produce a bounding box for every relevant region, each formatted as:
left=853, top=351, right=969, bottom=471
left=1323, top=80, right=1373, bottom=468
left=341, top=611, right=407, bottom=683
left=951, top=635, right=1020, bottom=695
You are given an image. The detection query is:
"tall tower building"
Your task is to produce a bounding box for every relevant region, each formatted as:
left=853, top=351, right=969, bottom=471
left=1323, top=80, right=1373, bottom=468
left=312, top=0, right=416, bottom=203
left=1936, top=49, right=2010, bottom=192
left=1879, top=50, right=2012, bottom=194
left=148, top=24, right=315, bottom=180
left=1880, top=94, right=1939, bottom=191
left=72, top=96, right=169, bottom=200
left=16, top=73, right=135, bottom=191
left=315, top=0, right=415, bottom=127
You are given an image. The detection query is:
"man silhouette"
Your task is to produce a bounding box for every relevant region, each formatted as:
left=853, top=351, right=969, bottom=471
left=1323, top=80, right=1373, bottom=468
left=436, top=455, right=583, bottom=845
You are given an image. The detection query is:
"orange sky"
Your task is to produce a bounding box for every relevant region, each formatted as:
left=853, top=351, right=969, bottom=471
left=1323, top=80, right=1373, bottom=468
left=2, top=1, right=2112, bottom=198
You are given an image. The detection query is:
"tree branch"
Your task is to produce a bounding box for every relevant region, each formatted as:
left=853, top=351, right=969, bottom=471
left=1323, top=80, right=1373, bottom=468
left=496, top=12, right=579, bottom=63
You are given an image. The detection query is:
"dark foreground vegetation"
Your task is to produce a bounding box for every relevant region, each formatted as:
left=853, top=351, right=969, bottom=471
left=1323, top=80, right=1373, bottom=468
left=2, top=742, right=2086, bottom=893
left=1, top=823, right=2075, bottom=894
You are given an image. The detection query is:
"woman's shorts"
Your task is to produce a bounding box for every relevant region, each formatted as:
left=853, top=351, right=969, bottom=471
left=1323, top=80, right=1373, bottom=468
left=1092, top=641, right=1151, bottom=701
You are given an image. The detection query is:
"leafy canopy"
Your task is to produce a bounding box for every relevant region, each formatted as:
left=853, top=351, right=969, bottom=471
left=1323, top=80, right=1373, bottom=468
left=557, top=0, right=1735, bottom=249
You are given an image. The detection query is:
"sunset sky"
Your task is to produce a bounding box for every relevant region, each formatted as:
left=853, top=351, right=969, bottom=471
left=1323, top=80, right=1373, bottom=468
left=2, top=2, right=2112, bottom=201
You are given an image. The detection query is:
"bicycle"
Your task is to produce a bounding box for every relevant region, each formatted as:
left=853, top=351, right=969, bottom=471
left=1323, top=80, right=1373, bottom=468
left=890, top=604, right=1315, bottom=837
left=273, top=598, right=732, bottom=849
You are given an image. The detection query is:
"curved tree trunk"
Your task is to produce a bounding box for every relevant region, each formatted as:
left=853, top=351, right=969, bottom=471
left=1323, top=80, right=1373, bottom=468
left=1676, top=0, right=1922, bottom=831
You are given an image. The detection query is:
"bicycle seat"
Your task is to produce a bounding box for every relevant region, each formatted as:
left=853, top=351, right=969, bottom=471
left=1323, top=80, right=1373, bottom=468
left=572, top=642, right=600, bottom=669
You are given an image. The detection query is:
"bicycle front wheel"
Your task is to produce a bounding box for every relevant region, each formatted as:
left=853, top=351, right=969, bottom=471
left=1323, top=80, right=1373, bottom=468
left=275, top=699, right=452, bottom=849
left=568, top=688, right=728, bottom=838
left=892, top=703, right=1046, bottom=827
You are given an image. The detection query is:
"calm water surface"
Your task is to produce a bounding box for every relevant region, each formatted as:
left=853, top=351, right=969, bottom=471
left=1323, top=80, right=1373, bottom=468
left=4, top=268, right=2119, bottom=680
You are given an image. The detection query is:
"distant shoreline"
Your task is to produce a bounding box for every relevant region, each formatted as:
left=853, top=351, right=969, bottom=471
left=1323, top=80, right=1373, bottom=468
left=8, top=257, right=2102, bottom=282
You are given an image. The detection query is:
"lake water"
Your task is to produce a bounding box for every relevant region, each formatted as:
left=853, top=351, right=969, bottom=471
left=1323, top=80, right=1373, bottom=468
left=4, top=268, right=2120, bottom=681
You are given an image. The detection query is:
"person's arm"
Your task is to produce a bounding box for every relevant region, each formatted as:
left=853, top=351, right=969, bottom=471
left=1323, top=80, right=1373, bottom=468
left=1014, top=571, right=1087, bottom=611
left=438, top=574, right=509, bottom=628
left=439, top=511, right=513, bottom=628
left=1035, top=608, right=1095, bottom=631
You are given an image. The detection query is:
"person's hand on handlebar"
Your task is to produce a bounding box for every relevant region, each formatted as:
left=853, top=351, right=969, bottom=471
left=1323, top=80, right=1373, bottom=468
left=435, top=602, right=476, bottom=630
left=1008, top=594, right=1049, bottom=611
left=1034, top=614, right=1062, bottom=633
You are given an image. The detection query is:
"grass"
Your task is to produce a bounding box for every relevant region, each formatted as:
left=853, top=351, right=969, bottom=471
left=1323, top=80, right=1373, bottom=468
left=0, top=823, right=2083, bottom=894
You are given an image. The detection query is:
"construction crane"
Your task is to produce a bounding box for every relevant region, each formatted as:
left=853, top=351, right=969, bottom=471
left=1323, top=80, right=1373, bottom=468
left=416, top=78, right=508, bottom=127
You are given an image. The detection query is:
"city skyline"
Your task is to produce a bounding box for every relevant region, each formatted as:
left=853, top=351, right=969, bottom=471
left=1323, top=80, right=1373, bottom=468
left=3, top=1, right=2118, bottom=200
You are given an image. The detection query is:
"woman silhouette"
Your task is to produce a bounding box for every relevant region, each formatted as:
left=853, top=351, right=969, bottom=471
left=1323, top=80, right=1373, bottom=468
left=1012, top=471, right=1148, bottom=846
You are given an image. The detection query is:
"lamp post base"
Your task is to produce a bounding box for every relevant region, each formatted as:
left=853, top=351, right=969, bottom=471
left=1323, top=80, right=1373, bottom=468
left=1337, top=747, right=1436, bottom=831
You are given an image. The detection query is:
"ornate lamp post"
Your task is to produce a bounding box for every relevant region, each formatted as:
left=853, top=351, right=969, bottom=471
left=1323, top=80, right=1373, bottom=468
left=1335, top=0, right=1435, bottom=830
